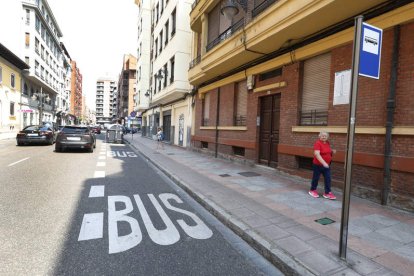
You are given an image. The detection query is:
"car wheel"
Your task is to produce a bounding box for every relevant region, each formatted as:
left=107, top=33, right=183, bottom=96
left=17, top=141, right=23, bottom=146
left=89, top=147, right=93, bottom=153
left=55, top=146, right=61, bottom=152
left=48, top=138, right=54, bottom=145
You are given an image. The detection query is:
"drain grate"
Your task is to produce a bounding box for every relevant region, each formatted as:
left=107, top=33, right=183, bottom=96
left=238, top=171, right=261, bottom=177
left=219, top=174, right=231, bottom=177
left=315, top=217, right=335, bottom=225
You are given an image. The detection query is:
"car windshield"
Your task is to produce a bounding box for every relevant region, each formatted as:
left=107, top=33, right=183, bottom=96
left=24, top=126, right=39, bottom=131
left=62, top=127, right=89, bottom=134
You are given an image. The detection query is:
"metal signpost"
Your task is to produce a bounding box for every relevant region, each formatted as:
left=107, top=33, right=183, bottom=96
left=339, top=16, right=383, bottom=259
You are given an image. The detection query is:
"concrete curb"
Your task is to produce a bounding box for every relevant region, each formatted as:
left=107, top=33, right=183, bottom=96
left=125, top=139, right=315, bottom=276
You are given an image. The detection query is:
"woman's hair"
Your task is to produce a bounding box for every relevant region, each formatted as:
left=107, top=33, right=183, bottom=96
left=319, top=131, right=329, bottom=138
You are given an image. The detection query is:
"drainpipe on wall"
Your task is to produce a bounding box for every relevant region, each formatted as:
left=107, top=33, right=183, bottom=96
left=382, top=25, right=400, bottom=205
left=215, top=87, right=220, bottom=158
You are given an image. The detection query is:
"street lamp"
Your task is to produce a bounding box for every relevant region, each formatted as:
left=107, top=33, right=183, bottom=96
left=220, top=0, right=247, bottom=19
left=32, top=87, right=51, bottom=125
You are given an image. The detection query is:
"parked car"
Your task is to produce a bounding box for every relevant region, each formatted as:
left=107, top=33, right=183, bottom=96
left=55, top=125, right=96, bottom=152
left=123, top=127, right=138, bottom=134
left=16, top=125, right=56, bottom=146
left=91, top=125, right=101, bottom=134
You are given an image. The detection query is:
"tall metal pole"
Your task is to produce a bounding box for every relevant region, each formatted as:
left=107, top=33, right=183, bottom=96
left=339, top=15, right=363, bottom=260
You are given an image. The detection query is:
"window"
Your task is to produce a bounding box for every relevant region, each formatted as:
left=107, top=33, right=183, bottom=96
left=25, top=56, right=29, bottom=65
left=0, top=66, right=2, bottom=83
left=159, top=30, right=163, bottom=53
left=11, top=74, right=15, bottom=88
left=41, top=45, right=45, bottom=60
left=258, top=68, right=282, bottom=81
left=297, top=156, right=313, bottom=170
left=165, top=20, right=169, bottom=45
left=171, top=8, right=176, bottom=35
left=35, top=16, right=40, bottom=32
left=300, top=53, right=331, bottom=125
left=25, top=32, right=30, bottom=48
left=10, top=102, right=15, bottom=116
left=235, top=80, right=247, bottom=126
left=26, top=9, right=30, bottom=24
left=233, top=146, right=245, bottom=156
left=163, top=63, right=168, bottom=88
left=154, top=38, right=158, bottom=58
left=170, top=56, right=175, bottom=83
left=201, top=141, right=208, bottom=149
left=23, top=83, right=28, bottom=95
left=35, top=38, right=39, bottom=54
left=202, top=92, right=210, bottom=126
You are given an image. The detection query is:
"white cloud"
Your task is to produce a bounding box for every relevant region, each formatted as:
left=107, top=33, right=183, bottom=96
left=48, top=0, right=138, bottom=110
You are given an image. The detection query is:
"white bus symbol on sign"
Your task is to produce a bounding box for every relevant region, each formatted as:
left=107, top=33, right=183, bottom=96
left=364, top=36, right=377, bottom=46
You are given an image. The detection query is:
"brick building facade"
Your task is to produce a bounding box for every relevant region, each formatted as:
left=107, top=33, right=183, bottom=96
left=189, top=1, right=414, bottom=212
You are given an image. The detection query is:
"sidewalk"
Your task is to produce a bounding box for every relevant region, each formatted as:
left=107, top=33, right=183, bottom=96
left=0, top=129, right=18, bottom=141
left=124, top=134, right=414, bottom=275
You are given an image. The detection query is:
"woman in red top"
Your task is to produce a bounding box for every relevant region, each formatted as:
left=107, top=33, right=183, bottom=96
left=308, top=131, right=336, bottom=200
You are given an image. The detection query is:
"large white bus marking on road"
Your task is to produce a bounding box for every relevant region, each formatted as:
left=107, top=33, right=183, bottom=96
left=80, top=193, right=213, bottom=254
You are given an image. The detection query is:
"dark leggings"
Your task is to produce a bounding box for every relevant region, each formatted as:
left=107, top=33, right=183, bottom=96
left=310, top=164, right=331, bottom=194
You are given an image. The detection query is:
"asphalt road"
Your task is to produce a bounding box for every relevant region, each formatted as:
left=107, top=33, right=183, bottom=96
left=0, top=135, right=282, bottom=275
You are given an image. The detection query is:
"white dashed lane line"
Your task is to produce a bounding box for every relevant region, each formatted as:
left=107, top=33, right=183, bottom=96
left=94, top=171, right=105, bottom=178
left=8, top=157, right=30, bottom=167
left=78, top=213, right=104, bottom=241
left=89, top=185, right=105, bottom=198
left=97, top=162, right=105, bottom=167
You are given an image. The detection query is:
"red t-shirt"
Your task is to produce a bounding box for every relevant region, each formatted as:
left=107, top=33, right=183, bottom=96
left=313, top=140, right=332, bottom=165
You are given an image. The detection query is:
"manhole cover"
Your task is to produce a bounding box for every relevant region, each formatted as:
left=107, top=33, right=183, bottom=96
left=238, top=171, right=261, bottom=177
left=167, top=153, right=175, bottom=155
left=315, top=217, right=335, bottom=225
left=219, top=174, right=231, bottom=177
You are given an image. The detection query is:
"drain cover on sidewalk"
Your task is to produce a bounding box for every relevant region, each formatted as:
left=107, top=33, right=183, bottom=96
left=238, top=171, right=261, bottom=177
left=315, top=217, right=335, bottom=225
left=219, top=174, right=231, bottom=177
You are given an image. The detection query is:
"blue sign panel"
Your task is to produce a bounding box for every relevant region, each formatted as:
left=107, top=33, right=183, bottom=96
left=359, top=23, right=383, bottom=79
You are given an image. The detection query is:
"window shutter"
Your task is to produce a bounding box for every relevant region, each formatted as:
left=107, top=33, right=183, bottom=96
left=301, top=53, right=331, bottom=112
left=203, top=93, right=210, bottom=120
left=236, top=81, right=247, bottom=117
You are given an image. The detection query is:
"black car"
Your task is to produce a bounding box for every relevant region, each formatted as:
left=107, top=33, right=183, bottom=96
left=16, top=125, right=56, bottom=146
left=91, top=125, right=101, bottom=134
left=55, top=125, right=96, bottom=152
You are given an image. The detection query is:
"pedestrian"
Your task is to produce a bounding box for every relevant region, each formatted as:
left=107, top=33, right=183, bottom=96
left=308, top=131, right=337, bottom=200
left=156, top=127, right=164, bottom=150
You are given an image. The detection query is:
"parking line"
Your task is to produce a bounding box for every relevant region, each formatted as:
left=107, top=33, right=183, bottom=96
left=89, top=185, right=105, bottom=197
left=94, top=171, right=105, bottom=178
left=8, top=157, right=30, bottom=167
left=78, top=213, right=104, bottom=241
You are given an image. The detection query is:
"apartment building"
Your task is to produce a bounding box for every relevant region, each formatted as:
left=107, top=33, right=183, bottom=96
left=135, top=0, right=193, bottom=147
left=56, top=42, right=72, bottom=126
left=116, top=54, right=137, bottom=122
left=19, top=0, right=66, bottom=126
left=95, top=77, right=117, bottom=127
left=70, top=60, right=82, bottom=123
left=189, top=0, right=414, bottom=211
left=0, top=44, right=30, bottom=131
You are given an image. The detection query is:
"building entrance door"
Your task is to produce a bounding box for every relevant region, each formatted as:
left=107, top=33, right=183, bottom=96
left=259, top=94, right=280, bottom=168
left=163, top=115, right=171, bottom=142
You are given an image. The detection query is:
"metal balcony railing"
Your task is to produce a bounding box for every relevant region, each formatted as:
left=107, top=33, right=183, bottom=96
left=189, top=55, right=201, bottom=69
left=206, top=19, right=244, bottom=52
left=300, top=109, right=328, bottom=126
left=234, top=115, right=247, bottom=126
left=252, top=0, right=278, bottom=18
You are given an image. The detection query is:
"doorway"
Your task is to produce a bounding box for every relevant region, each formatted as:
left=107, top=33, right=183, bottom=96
left=259, top=94, right=280, bottom=168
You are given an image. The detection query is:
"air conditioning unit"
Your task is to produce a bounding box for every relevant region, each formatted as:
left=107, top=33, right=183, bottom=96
left=247, top=75, right=255, bottom=90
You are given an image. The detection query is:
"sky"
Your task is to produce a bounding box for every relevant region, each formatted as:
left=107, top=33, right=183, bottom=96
left=47, top=0, right=138, bottom=109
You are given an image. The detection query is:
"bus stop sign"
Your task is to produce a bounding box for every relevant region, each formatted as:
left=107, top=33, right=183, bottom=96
left=359, top=22, right=383, bottom=79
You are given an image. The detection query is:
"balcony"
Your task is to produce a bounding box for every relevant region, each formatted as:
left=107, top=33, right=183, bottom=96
left=206, top=19, right=244, bottom=52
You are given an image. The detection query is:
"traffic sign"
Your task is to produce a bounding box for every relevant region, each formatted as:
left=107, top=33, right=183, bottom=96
left=130, top=111, right=136, bottom=117
left=359, top=22, right=383, bottom=79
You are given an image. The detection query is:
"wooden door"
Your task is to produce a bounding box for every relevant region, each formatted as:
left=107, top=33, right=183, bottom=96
left=259, top=94, right=280, bottom=167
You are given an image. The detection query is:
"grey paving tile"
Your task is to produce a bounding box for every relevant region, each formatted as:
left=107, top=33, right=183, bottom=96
left=377, top=223, right=414, bottom=243
left=274, top=236, right=313, bottom=255
left=361, top=232, right=404, bottom=251
left=255, top=224, right=291, bottom=241
left=297, top=251, right=344, bottom=274
left=363, top=214, right=401, bottom=227
left=393, top=242, right=414, bottom=262
left=242, top=215, right=272, bottom=228
left=347, top=251, right=386, bottom=275
left=228, top=207, right=256, bottom=218
left=245, top=185, right=267, bottom=192
left=285, top=224, right=322, bottom=241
